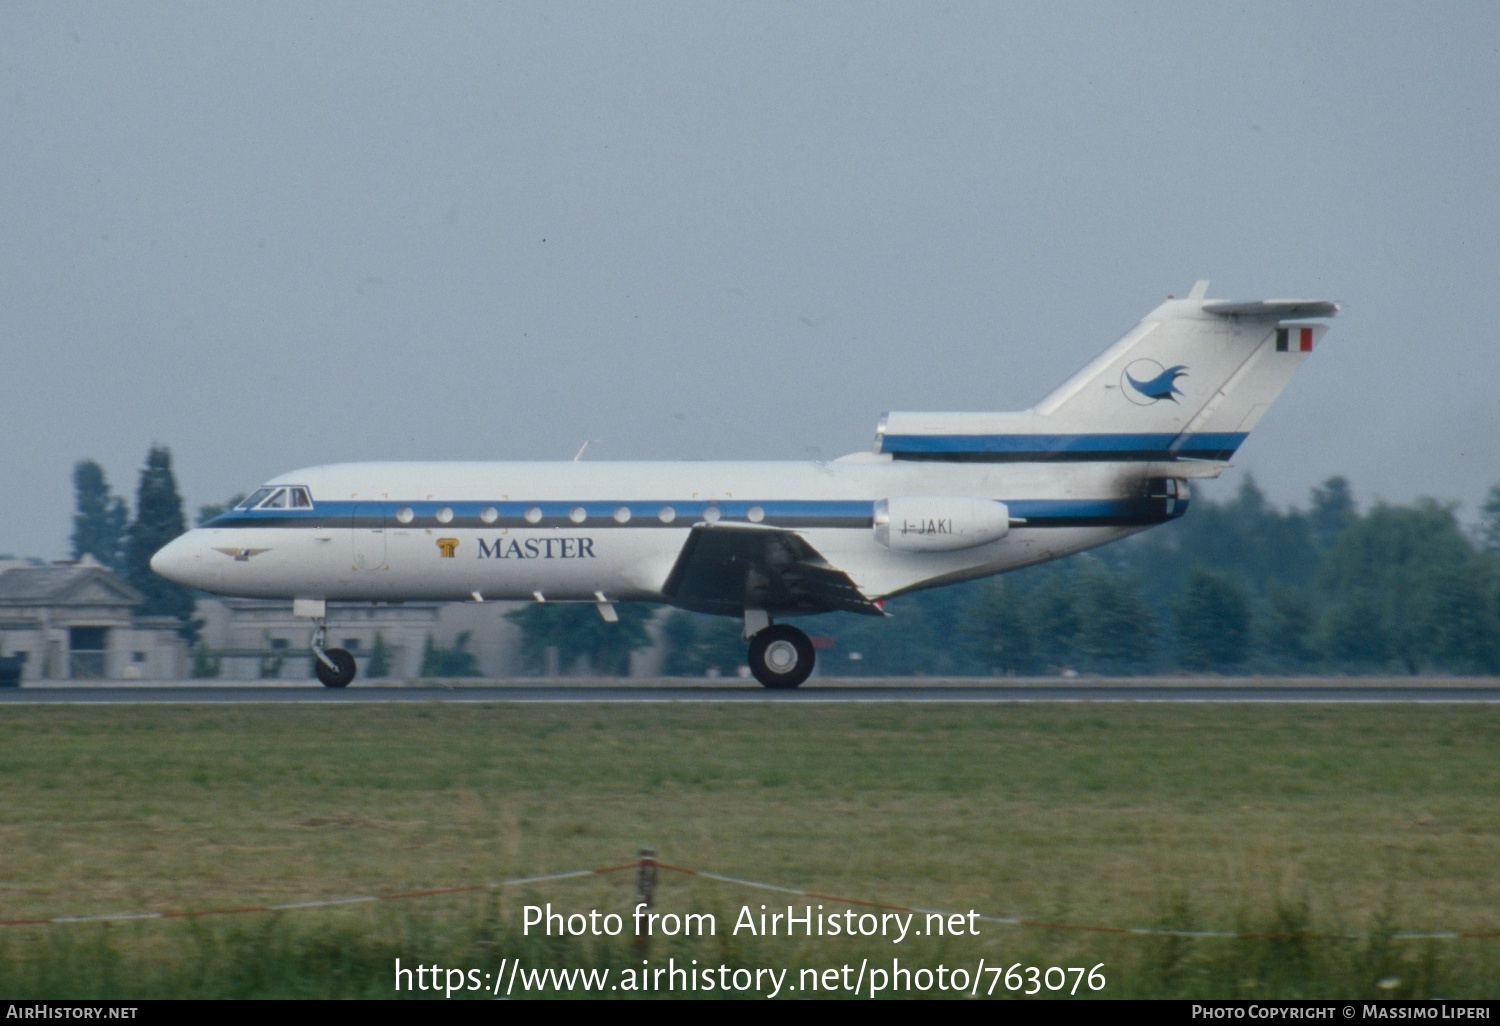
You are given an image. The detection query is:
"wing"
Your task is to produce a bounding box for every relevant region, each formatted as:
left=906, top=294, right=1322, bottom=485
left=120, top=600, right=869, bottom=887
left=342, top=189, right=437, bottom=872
left=661, top=523, right=885, bottom=618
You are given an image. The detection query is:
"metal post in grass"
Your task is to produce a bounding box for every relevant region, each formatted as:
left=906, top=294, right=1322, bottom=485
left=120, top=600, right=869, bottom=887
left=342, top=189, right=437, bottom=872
left=634, top=848, right=658, bottom=952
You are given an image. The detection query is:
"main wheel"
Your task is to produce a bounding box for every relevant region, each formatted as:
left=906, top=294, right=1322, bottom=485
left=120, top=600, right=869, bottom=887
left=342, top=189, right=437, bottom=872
left=316, top=648, right=357, bottom=688
left=747, top=625, right=815, bottom=689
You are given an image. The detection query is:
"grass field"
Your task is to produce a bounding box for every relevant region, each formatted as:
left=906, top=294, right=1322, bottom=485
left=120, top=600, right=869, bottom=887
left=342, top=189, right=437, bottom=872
left=1, top=700, right=1498, bottom=998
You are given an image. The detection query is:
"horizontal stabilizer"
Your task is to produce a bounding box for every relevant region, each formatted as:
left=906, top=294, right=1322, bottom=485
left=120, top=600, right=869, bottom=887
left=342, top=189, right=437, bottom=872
left=1203, top=300, right=1340, bottom=319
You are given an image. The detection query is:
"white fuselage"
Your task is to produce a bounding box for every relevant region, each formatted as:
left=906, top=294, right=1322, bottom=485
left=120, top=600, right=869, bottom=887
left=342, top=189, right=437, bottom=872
left=147, top=288, right=1332, bottom=686
left=150, top=454, right=1184, bottom=612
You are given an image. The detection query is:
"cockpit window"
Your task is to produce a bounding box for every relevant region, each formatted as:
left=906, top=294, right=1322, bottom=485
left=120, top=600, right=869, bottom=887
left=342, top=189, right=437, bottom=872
left=234, top=485, right=314, bottom=511
left=237, top=488, right=275, bottom=510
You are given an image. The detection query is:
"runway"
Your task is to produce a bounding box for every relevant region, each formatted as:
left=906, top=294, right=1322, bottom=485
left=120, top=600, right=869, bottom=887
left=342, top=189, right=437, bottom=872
left=4, top=682, right=1500, bottom=704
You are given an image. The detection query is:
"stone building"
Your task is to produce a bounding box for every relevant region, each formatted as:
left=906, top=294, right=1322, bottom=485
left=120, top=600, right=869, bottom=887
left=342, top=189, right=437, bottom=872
left=0, top=558, right=187, bottom=681
left=193, top=597, right=536, bottom=680
left=191, top=598, right=661, bottom=680
left=0, top=558, right=668, bottom=682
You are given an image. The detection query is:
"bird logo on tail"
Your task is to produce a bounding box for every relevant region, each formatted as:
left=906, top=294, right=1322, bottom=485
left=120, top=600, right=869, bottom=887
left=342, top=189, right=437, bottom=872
left=1122, top=360, right=1188, bottom=405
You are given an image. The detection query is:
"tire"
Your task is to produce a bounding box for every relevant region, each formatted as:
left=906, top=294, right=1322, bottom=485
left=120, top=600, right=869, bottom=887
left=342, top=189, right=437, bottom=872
left=316, top=648, right=357, bottom=688
left=747, top=625, right=815, bottom=689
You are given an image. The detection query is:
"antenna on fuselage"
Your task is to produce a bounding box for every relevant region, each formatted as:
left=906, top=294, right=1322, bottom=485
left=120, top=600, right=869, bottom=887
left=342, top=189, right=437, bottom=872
left=805, top=446, right=832, bottom=474
left=573, top=439, right=601, bottom=461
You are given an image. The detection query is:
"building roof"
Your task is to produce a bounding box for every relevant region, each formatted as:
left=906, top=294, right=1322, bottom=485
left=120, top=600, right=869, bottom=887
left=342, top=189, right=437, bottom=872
left=0, top=561, right=144, bottom=607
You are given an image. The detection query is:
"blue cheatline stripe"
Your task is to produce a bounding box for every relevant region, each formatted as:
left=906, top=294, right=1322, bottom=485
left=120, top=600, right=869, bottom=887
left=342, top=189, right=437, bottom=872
left=208, top=500, right=877, bottom=531
left=204, top=495, right=1187, bottom=531
left=879, top=432, right=1247, bottom=462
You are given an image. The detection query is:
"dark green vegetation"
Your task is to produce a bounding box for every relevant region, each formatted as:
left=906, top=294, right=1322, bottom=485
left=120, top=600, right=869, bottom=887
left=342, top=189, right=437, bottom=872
left=69, top=460, right=129, bottom=575
left=506, top=602, right=655, bottom=676
left=548, top=476, right=1500, bottom=677
left=418, top=630, right=481, bottom=678
left=70, top=449, right=198, bottom=639
left=758, top=477, right=1500, bottom=677
left=1, top=704, right=1497, bottom=998
left=121, top=446, right=194, bottom=628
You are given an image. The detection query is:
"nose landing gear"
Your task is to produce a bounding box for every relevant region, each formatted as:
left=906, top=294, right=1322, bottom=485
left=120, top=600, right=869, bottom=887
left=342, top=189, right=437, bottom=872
left=310, top=618, right=358, bottom=688
left=314, top=646, right=357, bottom=688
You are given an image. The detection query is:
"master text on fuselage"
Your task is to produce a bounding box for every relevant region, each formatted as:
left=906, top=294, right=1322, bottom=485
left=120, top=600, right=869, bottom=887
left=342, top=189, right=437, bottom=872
left=478, top=537, right=596, bottom=560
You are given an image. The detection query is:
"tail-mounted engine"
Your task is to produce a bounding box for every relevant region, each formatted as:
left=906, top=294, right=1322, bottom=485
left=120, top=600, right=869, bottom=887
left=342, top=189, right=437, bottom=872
left=1145, top=477, right=1190, bottom=519
left=873, top=496, right=1012, bottom=552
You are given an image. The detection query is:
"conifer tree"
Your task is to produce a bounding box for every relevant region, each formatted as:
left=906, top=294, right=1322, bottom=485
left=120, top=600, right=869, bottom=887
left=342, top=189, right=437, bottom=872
left=125, top=445, right=196, bottom=630
left=967, top=579, right=1036, bottom=675
left=1075, top=569, right=1157, bottom=674
left=70, top=460, right=128, bottom=572
left=366, top=632, right=392, bottom=678
left=1479, top=483, right=1500, bottom=557
left=1175, top=568, right=1252, bottom=670
left=1310, top=476, right=1356, bottom=549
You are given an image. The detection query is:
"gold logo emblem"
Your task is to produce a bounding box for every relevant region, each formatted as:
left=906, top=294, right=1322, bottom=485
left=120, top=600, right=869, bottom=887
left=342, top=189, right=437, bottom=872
left=436, top=538, right=459, bottom=558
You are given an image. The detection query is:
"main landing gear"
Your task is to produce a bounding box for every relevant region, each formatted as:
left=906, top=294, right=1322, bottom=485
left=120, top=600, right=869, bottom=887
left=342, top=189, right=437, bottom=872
left=746, top=621, right=815, bottom=689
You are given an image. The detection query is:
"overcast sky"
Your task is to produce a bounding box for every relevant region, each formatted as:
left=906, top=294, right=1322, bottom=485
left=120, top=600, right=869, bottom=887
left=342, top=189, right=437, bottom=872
left=3, top=2, right=1497, bottom=559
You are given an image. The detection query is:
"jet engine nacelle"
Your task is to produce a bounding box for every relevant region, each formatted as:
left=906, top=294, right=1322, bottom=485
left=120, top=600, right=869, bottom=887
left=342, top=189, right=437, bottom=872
left=873, top=496, right=1011, bottom=552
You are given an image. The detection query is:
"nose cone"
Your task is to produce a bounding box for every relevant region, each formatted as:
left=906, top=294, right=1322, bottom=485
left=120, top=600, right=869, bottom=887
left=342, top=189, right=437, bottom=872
left=150, top=534, right=205, bottom=587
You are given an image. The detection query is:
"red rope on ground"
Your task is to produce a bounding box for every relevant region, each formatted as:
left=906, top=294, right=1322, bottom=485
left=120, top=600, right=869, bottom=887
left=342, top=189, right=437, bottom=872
left=4, top=855, right=1497, bottom=942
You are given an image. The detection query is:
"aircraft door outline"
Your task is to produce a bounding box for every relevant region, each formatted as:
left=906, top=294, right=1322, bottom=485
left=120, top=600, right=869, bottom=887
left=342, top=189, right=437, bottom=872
left=352, top=504, right=387, bottom=569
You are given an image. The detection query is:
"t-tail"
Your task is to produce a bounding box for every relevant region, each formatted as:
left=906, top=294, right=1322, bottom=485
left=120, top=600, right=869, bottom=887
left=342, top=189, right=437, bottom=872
left=874, top=282, right=1338, bottom=471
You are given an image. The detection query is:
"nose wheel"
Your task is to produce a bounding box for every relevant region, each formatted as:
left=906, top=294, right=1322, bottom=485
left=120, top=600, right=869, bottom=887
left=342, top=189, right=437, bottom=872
left=310, top=619, right=358, bottom=688
left=747, top=624, right=815, bottom=689
left=315, top=647, right=357, bottom=688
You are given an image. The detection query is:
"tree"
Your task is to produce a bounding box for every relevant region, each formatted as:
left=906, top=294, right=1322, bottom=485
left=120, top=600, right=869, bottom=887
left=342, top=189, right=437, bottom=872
left=1317, top=587, right=1390, bottom=669
left=1117, top=474, right=1318, bottom=609
left=1319, top=499, right=1484, bottom=673
left=965, top=579, right=1036, bottom=675
left=1309, top=476, right=1356, bottom=550
left=124, top=446, right=196, bottom=632
left=1074, top=569, right=1158, bottom=674
left=70, top=460, right=128, bottom=572
left=190, top=641, right=221, bottom=679
left=1408, top=562, right=1500, bottom=673
left=197, top=494, right=247, bottom=527
left=1479, top=483, right=1500, bottom=557
left=661, top=611, right=746, bottom=677
left=997, top=561, right=1086, bottom=672
left=419, top=632, right=480, bottom=677
left=505, top=603, right=655, bottom=676
left=1260, top=583, right=1318, bottom=668
left=365, top=632, right=392, bottom=678
left=1175, top=568, right=1252, bottom=671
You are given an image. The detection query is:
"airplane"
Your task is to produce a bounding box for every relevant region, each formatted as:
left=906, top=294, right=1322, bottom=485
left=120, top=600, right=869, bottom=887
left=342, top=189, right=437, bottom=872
left=151, top=283, right=1338, bottom=688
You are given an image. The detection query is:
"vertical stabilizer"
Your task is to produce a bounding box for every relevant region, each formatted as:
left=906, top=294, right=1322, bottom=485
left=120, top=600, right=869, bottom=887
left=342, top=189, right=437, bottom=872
left=875, top=290, right=1337, bottom=463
